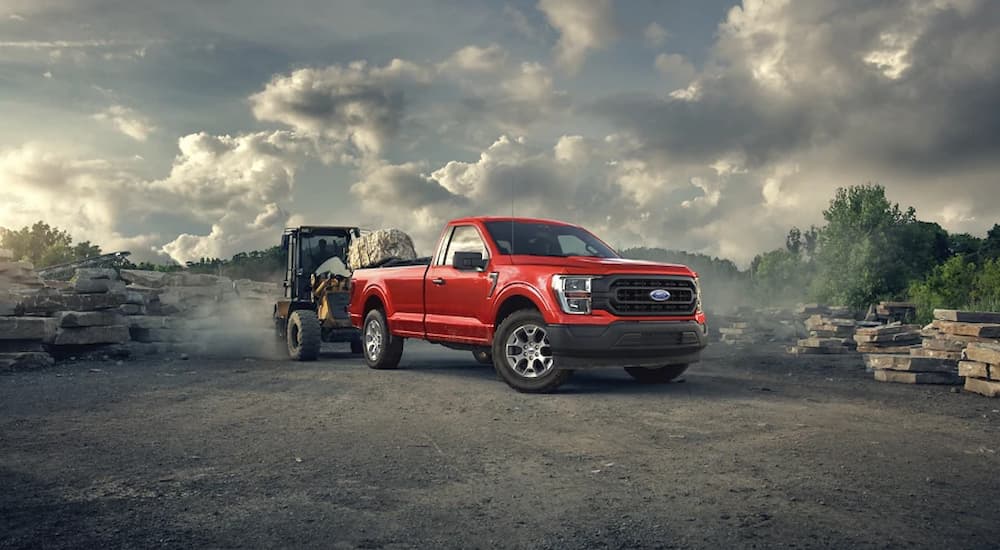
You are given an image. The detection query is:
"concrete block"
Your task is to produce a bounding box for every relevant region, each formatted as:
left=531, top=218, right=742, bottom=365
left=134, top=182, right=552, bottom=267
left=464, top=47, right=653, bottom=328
left=58, top=311, right=126, bottom=328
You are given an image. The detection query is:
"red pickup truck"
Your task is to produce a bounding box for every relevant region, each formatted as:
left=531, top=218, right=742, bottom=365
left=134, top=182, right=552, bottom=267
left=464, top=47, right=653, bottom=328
left=348, top=217, right=707, bottom=392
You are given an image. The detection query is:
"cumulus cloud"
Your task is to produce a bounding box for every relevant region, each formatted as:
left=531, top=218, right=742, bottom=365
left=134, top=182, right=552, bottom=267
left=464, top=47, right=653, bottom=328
left=249, top=59, right=432, bottom=159
left=538, top=0, right=618, bottom=73
left=591, top=0, right=1000, bottom=255
left=0, top=130, right=311, bottom=265
left=93, top=105, right=156, bottom=142
left=439, top=44, right=508, bottom=73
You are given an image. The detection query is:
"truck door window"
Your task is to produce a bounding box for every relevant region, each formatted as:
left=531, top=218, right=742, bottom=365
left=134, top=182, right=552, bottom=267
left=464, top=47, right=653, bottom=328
left=443, top=225, right=489, bottom=267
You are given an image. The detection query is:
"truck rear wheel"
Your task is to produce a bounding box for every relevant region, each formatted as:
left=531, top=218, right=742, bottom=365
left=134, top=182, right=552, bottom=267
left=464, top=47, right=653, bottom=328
left=350, top=335, right=364, bottom=355
left=287, top=310, right=321, bottom=361
left=492, top=309, right=572, bottom=393
left=363, top=309, right=403, bottom=369
left=625, top=364, right=688, bottom=384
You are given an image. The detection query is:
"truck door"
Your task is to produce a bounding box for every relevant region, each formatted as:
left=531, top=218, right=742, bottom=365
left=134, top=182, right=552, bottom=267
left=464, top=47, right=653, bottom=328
left=423, top=225, right=492, bottom=344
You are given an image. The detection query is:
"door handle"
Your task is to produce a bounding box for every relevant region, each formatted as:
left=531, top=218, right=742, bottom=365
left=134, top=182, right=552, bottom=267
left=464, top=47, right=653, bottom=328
left=431, top=278, right=445, bottom=285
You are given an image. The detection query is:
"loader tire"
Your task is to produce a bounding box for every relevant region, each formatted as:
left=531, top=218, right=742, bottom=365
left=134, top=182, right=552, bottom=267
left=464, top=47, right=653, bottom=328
left=363, top=309, right=403, bottom=369
left=287, top=309, right=321, bottom=361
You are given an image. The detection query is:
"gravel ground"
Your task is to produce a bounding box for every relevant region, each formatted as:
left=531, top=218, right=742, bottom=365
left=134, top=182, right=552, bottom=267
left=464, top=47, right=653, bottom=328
left=2, top=341, right=999, bottom=549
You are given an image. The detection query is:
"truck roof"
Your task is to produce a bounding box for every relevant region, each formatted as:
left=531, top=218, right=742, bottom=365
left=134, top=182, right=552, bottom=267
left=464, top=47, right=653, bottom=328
left=447, top=216, right=577, bottom=227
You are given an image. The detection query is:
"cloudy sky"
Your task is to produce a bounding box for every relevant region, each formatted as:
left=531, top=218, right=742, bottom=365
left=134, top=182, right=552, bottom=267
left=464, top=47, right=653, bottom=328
left=1, top=0, right=997, bottom=266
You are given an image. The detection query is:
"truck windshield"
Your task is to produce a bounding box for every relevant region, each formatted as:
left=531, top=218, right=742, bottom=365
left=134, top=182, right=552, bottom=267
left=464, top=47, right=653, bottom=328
left=483, top=221, right=619, bottom=258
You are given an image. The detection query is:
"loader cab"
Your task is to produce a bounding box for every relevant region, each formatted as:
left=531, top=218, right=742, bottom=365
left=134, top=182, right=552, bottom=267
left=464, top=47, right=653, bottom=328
left=281, top=226, right=360, bottom=301
left=275, top=226, right=363, bottom=360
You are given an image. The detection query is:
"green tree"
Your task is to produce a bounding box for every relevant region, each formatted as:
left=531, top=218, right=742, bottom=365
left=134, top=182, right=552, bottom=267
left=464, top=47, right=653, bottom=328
left=907, top=256, right=978, bottom=321
left=809, top=184, right=941, bottom=309
left=751, top=248, right=812, bottom=306
left=982, top=224, right=1000, bottom=261
left=0, top=221, right=74, bottom=267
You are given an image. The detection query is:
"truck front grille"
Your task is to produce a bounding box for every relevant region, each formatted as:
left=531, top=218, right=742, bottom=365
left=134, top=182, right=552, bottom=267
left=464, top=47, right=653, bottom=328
left=593, top=277, right=697, bottom=316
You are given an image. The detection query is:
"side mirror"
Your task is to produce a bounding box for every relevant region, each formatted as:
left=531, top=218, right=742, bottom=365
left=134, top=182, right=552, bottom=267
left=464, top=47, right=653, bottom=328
left=453, top=251, right=487, bottom=272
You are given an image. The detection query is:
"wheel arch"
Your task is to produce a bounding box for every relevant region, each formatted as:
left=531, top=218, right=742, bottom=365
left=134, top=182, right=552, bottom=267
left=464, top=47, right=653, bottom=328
left=492, top=284, right=553, bottom=331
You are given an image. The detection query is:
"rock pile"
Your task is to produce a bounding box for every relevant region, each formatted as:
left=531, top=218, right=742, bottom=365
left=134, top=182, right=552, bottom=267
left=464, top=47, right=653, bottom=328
left=863, top=309, right=1000, bottom=386
left=787, top=310, right=857, bottom=355
left=711, top=308, right=801, bottom=346
left=853, top=323, right=922, bottom=354
left=866, top=301, right=917, bottom=324
left=1, top=263, right=284, bottom=370
left=0, top=251, right=56, bottom=370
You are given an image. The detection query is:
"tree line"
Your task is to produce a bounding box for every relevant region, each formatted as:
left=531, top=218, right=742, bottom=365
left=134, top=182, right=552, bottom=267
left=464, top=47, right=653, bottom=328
left=4, top=184, right=999, bottom=320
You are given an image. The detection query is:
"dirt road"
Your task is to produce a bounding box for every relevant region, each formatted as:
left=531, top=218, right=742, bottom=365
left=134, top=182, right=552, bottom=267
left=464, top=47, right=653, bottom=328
left=2, top=342, right=998, bottom=549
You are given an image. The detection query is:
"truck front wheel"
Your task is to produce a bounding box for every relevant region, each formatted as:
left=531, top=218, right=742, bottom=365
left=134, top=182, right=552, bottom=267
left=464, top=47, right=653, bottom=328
left=363, top=309, right=403, bottom=369
left=492, top=310, right=572, bottom=393
left=624, top=364, right=688, bottom=384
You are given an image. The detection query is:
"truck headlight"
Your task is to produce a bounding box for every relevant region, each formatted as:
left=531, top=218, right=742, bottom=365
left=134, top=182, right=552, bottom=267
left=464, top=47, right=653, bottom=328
left=552, top=275, right=596, bottom=315
left=694, top=276, right=702, bottom=312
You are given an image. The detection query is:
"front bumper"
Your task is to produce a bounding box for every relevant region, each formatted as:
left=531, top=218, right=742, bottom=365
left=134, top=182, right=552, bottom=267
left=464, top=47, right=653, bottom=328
left=546, top=320, right=707, bottom=369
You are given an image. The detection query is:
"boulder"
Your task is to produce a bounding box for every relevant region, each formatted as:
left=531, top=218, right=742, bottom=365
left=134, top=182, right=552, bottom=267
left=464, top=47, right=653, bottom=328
left=347, top=229, right=417, bottom=270
left=118, top=304, right=146, bottom=316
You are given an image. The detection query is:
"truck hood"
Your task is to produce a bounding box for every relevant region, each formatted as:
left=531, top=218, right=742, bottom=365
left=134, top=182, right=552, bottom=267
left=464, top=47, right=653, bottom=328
left=509, top=255, right=695, bottom=276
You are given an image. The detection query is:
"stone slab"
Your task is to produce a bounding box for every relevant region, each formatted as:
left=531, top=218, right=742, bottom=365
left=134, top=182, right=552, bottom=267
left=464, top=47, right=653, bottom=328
left=52, top=325, right=129, bottom=346
left=964, top=342, right=1000, bottom=366
left=21, top=291, right=127, bottom=314
left=58, top=310, right=126, bottom=328
left=126, top=316, right=175, bottom=330
left=864, top=354, right=957, bottom=372
left=74, top=268, right=118, bottom=281
left=963, top=377, right=1000, bottom=397
left=874, top=369, right=961, bottom=385
left=921, top=338, right=969, bottom=353
left=118, top=304, right=146, bottom=316
left=910, top=348, right=963, bottom=361
left=787, top=345, right=848, bottom=355
left=0, top=317, right=57, bottom=341
left=74, top=279, right=126, bottom=294
left=958, top=361, right=990, bottom=379
left=934, top=310, right=1000, bottom=324
left=856, top=343, right=920, bottom=354
left=933, top=320, right=1000, bottom=339
left=855, top=324, right=921, bottom=336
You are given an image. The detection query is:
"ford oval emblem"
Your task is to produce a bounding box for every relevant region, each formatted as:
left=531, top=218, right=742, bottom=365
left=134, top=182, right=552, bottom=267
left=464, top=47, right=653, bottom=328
left=649, top=289, right=671, bottom=302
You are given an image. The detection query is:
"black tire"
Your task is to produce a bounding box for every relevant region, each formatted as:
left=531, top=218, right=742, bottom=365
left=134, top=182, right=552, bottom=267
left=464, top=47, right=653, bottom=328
left=363, top=309, right=403, bottom=369
left=350, top=335, right=363, bottom=355
left=287, top=309, right=321, bottom=361
left=472, top=349, right=493, bottom=364
left=492, top=309, right=572, bottom=393
left=624, top=364, right=689, bottom=384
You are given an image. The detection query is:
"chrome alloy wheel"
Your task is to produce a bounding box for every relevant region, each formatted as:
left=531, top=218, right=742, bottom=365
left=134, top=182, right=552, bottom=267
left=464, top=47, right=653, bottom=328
left=365, top=318, right=384, bottom=359
left=505, top=323, right=554, bottom=378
